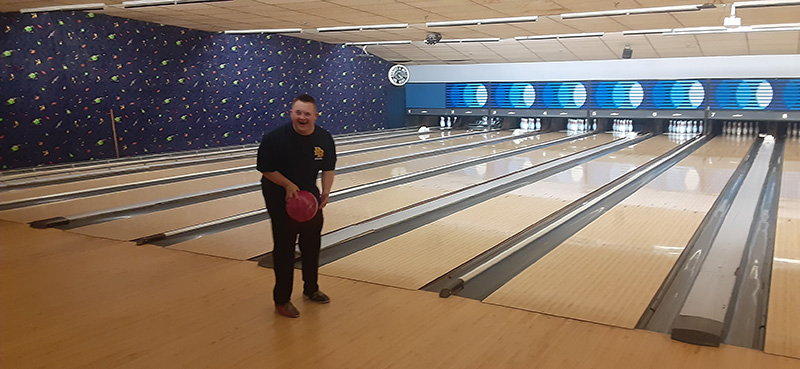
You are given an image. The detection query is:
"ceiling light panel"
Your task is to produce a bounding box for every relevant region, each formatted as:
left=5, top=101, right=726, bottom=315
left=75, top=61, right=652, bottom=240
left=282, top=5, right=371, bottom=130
left=317, top=23, right=408, bottom=32
left=561, top=4, right=704, bottom=19
left=516, top=32, right=605, bottom=41
left=426, top=16, right=538, bottom=27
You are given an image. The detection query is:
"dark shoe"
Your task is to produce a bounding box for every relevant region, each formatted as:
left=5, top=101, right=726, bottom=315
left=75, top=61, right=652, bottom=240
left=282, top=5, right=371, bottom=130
left=275, top=302, right=300, bottom=318
left=304, top=290, right=330, bottom=304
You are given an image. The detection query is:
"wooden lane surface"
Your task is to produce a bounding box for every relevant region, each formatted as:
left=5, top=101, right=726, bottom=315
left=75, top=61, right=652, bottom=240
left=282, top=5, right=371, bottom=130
left=167, top=134, right=615, bottom=260
left=0, top=131, right=512, bottom=224
left=4, top=221, right=799, bottom=368
left=331, top=129, right=470, bottom=151
left=0, top=130, right=454, bottom=202
left=484, top=136, right=754, bottom=329
left=333, top=132, right=564, bottom=189
left=0, top=130, right=409, bottom=183
left=68, top=133, right=568, bottom=241
left=0, top=157, right=254, bottom=202
left=318, top=136, right=681, bottom=290
left=0, top=171, right=260, bottom=224
left=765, top=137, right=800, bottom=359
left=336, top=130, right=511, bottom=167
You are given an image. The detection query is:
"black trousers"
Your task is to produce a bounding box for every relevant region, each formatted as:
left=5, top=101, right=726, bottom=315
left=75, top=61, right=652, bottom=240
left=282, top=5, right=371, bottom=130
left=265, top=197, right=324, bottom=305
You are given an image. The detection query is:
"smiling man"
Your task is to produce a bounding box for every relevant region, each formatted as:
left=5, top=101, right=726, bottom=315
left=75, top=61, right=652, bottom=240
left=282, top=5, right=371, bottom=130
left=256, top=94, right=337, bottom=318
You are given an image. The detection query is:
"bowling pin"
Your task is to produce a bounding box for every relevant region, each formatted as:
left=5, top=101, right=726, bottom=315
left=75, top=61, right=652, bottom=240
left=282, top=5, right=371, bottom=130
left=440, top=116, right=446, bottom=128
left=536, top=118, right=541, bottom=131
left=520, top=118, right=528, bottom=131
left=446, top=116, right=452, bottom=129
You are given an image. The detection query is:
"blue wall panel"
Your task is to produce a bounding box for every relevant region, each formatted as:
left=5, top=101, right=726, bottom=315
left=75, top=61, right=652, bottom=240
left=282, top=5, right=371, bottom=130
left=0, top=12, right=391, bottom=170
left=405, top=83, right=446, bottom=108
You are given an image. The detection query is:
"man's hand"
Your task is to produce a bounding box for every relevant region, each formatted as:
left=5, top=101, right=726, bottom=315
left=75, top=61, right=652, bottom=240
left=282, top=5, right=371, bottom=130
left=284, top=183, right=300, bottom=200
left=320, top=192, right=330, bottom=208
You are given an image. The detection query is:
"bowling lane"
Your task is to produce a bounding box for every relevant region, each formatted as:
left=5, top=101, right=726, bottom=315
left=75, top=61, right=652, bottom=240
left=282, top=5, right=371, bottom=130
left=0, top=130, right=407, bottom=184
left=765, top=138, right=800, bottom=359
left=317, top=136, right=682, bottom=290
left=0, top=157, right=254, bottom=203
left=336, top=130, right=512, bottom=167
left=0, top=147, right=256, bottom=183
left=332, top=132, right=566, bottom=190
left=69, top=133, right=568, bottom=241
left=0, top=171, right=261, bottom=224
left=0, top=131, right=448, bottom=202
left=167, top=134, right=615, bottom=260
left=484, top=136, right=753, bottom=329
left=332, top=129, right=470, bottom=151
left=1, top=130, right=511, bottom=223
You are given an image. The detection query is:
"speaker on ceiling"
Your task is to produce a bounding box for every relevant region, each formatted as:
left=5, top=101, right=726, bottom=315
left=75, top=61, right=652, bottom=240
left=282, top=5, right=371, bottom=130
left=622, top=45, right=633, bottom=59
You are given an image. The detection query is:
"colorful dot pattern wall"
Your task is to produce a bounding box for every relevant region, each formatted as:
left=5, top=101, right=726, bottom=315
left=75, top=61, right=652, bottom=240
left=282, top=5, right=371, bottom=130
left=0, top=12, right=391, bottom=170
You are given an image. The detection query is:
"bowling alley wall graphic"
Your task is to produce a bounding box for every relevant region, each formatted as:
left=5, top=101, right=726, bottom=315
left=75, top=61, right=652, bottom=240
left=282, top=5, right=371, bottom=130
left=411, top=79, right=800, bottom=111
left=0, top=12, right=391, bottom=170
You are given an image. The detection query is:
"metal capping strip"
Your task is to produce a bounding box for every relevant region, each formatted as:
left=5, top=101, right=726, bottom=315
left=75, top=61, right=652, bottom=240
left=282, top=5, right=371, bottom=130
left=1, top=128, right=412, bottom=181
left=25, top=130, right=557, bottom=225
left=0, top=144, right=255, bottom=178
left=30, top=182, right=258, bottom=229
left=333, top=128, right=437, bottom=145
left=342, top=130, right=561, bottom=173
left=437, top=133, right=707, bottom=298
left=0, top=165, right=254, bottom=211
left=333, top=129, right=499, bottom=157
left=1, top=130, right=506, bottom=211
left=671, top=136, right=776, bottom=347
left=308, top=134, right=648, bottom=266
left=134, top=132, right=598, bottom=246
left=724, top=136, right=785, bottom=350
left=136, top=209, right=266, bottom=244
left=1, top=150, right=257, bottom=191
left=330, top=133, right=600, bottom=202
left=637, top=135, right=764, bottom=333
left=0, top=128, right=441, bottom=191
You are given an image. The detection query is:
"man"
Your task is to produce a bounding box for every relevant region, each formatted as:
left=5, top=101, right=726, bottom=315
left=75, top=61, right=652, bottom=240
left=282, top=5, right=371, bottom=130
left=257, top=94, right=336, bottom=318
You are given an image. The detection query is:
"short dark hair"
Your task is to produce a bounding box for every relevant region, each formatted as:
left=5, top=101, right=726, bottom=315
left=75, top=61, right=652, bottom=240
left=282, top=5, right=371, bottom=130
left=292, top=94, right=317, bottom=110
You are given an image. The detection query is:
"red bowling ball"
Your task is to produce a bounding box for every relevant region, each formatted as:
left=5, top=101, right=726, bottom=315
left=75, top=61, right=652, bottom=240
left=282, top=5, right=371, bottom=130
left=285, top=190, right=319, bottom=222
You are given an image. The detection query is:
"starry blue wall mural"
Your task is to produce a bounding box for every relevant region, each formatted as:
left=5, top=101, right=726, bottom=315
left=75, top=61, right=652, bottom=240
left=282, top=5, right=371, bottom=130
left=0, top=12, right=392, bottom=170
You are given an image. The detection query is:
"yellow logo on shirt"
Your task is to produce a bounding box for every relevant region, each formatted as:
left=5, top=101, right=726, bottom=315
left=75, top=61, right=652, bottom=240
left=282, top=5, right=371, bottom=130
left=314, top=147, right=324, bottom=160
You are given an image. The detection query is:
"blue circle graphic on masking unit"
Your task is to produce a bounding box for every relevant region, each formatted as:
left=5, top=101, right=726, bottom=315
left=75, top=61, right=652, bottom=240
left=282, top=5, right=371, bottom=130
left=544, top=82, right=586, bottom=109
left=653, top=80, right=704, bottom=109
left=715, top=80, right=773, bottom=110
left=510, top=83, right=535, bottom=108
left=784, top=80, right=800, bottom=110
left=594, top=81, right=643, bottom=109
left=448, top=83, right=488, bottom=107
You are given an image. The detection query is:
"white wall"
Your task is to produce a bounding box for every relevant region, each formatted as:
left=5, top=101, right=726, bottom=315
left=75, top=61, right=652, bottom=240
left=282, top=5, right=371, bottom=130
left=407, top=54, right=800, bottom=83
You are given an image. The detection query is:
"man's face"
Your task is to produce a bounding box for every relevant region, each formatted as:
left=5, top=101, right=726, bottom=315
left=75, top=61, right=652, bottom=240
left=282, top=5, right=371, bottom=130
left=290, top=100, right=318, bottom=136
